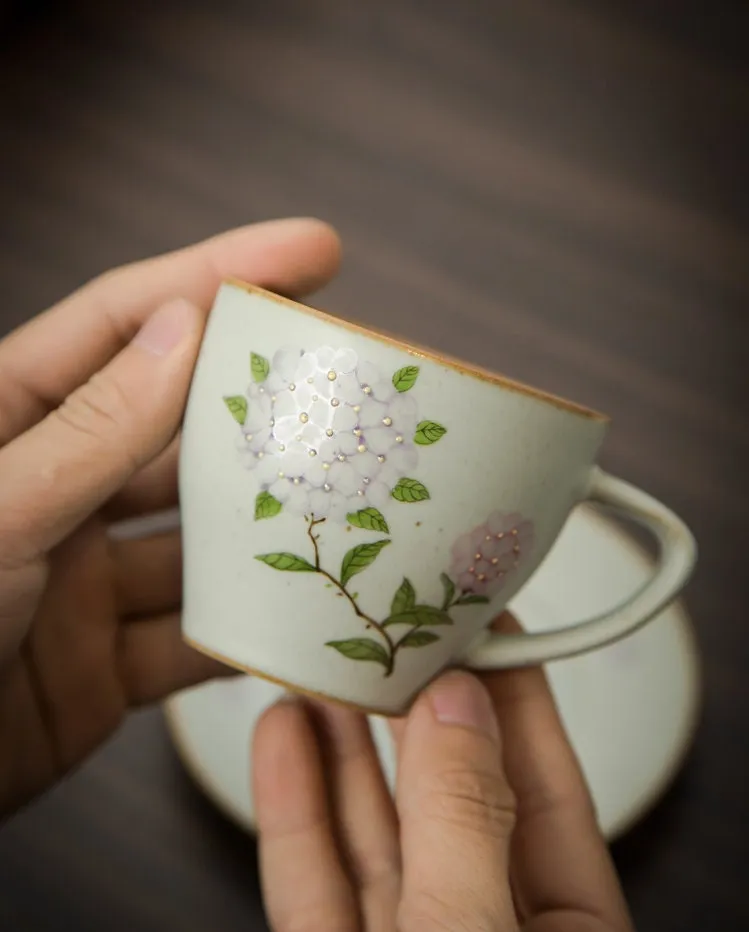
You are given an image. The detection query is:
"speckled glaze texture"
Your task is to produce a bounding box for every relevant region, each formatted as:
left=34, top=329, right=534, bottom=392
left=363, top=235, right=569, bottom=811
left=179, top=282, right=610, bottom=712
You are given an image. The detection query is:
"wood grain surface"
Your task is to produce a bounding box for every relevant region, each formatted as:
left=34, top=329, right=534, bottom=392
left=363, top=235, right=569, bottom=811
left=0, top=1, right=747, bottom=929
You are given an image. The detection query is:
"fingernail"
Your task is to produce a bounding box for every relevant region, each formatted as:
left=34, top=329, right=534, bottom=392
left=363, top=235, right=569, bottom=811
left=274, top=690, right=302, bottom=706
left=134, top=298, right=196, bottom=356
left=429, top=670, right=499, bottom=740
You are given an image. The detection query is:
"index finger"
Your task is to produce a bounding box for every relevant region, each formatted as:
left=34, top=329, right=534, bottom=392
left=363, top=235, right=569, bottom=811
left=482, top=613, right=634, bottom=929
left=0, top=218, right=341, bottom=445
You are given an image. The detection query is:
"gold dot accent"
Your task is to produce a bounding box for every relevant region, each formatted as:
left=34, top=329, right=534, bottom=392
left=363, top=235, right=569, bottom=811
left=382, top=416, right=393, bottom=426
left=513, top=544, right=521, bottom=554
left=357, top=444, right=367, bottom=453
left=491, top=557, right=499, bottom=565
left=271, top=395, right=277, bottom=402
left=395, top=435, right=404, bottom=443
left=327, top=370, right=336, bottom=381
left=363, top=477, right=370, bottom=484
left=468, top=566, right=476, bottom=574
left=245, top=433, right=253, bottom=441
left=288, top=383, right=296, bottom=391
left=277, top=471, right=285, bottom=479
left=312, top=394, right=319, bottom=402
left=377, top=455, right=386, bottom=463
left=477, top=573, right=487, bottom=582
left=307, top=377, right=314, bottom=384
left=363, top=385, right=372, bottom=394
left=293, top=477, right=300, bottom=485
left=353, top=405, right=361, bottom=413
left=496, top=532, right=505, bottom=540
left=511, top=528, right=518, bottom=535
left=331, top=398, right=340, bottom=407
left=357, top=489, right=365, bottom=496
left=309, top=449, right=317, bottom=457
left=353, top=428, right=362, bottom=437
left=323, top=483, right=332, bottom=492
left=474, top=552, right=482, bottom=561
left=295, top=434, right=302, bottom=441
left=258, top=387, right=265, bottom=393
left=323, top=462, right=331, bottom=470
left=299, top=412, right=309, bottom=423
left=338, top=454, right=347, bottom=462
left=278, top=444, right=285, bottom=452
left=485, top=534, right=493, bottom=542
left=326, top=428, right=334, bottom=437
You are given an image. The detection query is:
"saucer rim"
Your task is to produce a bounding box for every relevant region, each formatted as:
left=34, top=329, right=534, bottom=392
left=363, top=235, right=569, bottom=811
left=164, top=505, right=702, bottom=842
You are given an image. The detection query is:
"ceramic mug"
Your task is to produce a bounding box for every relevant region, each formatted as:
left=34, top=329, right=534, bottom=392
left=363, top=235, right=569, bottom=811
left=179, top=280, right=696, bottom=714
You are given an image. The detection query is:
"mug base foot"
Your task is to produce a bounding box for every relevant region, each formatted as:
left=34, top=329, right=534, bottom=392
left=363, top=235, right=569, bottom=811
left=183, top=633, right=424, bottom=717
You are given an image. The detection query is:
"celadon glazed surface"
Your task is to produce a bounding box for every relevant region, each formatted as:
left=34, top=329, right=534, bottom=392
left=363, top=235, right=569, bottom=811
left=180, top=282, right=607, bottom=712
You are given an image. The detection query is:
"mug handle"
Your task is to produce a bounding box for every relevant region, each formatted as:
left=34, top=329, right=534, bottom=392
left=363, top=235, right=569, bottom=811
left=461, top=466, right=697, bottom=669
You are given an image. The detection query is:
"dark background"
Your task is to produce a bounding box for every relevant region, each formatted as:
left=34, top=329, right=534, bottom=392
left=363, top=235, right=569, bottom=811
left=0, top=1, right=747, bottom=929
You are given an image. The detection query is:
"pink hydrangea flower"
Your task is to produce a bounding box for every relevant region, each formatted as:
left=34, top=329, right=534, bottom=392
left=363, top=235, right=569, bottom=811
left=449, top=511, right=534, bottom=598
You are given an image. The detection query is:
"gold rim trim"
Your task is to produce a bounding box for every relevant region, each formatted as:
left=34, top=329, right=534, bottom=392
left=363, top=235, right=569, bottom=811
left=223, top=278, right=610, bottom=424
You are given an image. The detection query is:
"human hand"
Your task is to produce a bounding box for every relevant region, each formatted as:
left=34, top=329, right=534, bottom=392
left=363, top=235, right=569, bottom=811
left=253, top=617, right=635, bottom=932
left=0, top=218, right=341, bottom=816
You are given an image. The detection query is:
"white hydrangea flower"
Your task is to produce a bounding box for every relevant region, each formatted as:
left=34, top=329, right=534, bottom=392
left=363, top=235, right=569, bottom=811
left=236, top=347, right=420, bottom=521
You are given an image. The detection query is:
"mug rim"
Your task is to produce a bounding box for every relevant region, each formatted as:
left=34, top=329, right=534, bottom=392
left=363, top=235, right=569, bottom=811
left=224, top=278, right=610, bottom=424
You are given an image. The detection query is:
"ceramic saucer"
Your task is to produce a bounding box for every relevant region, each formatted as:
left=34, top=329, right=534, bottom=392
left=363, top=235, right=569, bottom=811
left=164, top=504, right=701, bottom=841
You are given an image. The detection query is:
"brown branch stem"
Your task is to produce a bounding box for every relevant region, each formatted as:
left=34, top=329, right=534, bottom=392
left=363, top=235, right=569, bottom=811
left=391, top=625, right=419, bottom=660
left=307, top=516, right=396, bottom=676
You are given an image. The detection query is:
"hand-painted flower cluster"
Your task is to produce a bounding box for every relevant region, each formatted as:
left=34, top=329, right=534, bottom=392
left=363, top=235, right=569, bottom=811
left=224, top=346, right=533, bottom=676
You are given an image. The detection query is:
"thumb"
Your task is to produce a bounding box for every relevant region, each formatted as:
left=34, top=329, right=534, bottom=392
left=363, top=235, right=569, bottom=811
left=396, top=670, right=519, bottom=932
left=0, top=298, right=203, bottom=563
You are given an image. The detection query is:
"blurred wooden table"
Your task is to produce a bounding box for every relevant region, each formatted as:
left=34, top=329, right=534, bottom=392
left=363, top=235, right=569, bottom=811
left=1, top=1, right=747, bottom=929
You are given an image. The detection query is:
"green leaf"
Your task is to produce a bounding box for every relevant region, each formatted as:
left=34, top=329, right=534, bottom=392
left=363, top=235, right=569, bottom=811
left=440, top=572, right=456, bottom=610
left=455, top=593, right=491, bottom=605
left=391, top=578, right=416, bottom=615
left=255, top=552, right=316, bottom=572
left=384, top=605, right=453, bottom=627
left=254, top=491, right=283, bottom=520
left=326, top=638, right=390, bottom=668
left=347, top=507, right=390, bottom=533
left=414, top=420, right=447, bottom=445
left=223, top=395, right=248, bottom=424
left=399, top=630, right=440, bottom=648
left=340, top=539, right=391, bottom=587
left=392, top=365, right=420, bottom=393
left=392, top=478, right=430, bottom=503
left=250, top=352, right=270, bottom=383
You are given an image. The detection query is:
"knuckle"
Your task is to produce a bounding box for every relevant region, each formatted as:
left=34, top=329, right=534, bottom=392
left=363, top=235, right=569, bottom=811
left=349, top=847, right=401, bottom=897
left=522, top=778, right=598, bottom=827
left=92, top=267, right=156, bottom=344
left=55, top=372, right=131, bottom=449
left=398, top=890, right=498, bottom=932
left=274, top=904, right=352, bottom=932
left=91, top=264, right=134, bottom=303
left=418, top=764, right=517, bottom=839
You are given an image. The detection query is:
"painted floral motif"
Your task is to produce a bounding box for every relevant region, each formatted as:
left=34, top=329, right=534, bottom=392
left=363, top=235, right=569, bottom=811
left=232, top=347, right=422, bottom=522
left=449, top=512, right=535, bottom=598
left=224, top=346, right=533, bottom=677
